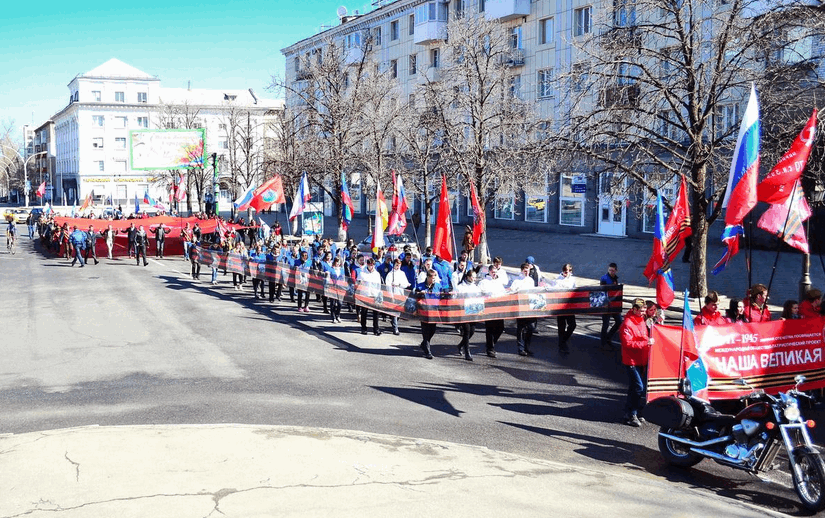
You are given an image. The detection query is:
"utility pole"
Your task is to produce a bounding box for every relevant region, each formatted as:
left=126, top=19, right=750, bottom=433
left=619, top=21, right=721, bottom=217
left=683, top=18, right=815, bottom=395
left=212, top=153, right=219, bottom=216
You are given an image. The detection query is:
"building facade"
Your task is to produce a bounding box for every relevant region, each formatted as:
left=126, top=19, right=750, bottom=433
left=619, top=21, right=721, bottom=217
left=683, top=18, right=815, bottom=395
left=282, top=0, right=824, bottom=241
left=49, top=58, right=283, bottom=211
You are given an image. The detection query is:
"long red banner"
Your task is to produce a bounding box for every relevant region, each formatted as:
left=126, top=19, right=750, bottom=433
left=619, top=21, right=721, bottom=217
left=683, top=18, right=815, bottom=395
left=648, top=318, right=825, bottom=401
left=193, top=246, right=623, bottom=324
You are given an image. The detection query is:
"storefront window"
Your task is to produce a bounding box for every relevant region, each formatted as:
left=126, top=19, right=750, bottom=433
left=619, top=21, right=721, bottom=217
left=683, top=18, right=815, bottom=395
left=560, top=173, right=585, bottom=226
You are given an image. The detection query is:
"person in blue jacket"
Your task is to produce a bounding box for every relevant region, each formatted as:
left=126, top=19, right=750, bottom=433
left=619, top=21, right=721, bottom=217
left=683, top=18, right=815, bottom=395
left=293, top=249, right=311, bottom=312
left=415, top=269, right=443, bottom=360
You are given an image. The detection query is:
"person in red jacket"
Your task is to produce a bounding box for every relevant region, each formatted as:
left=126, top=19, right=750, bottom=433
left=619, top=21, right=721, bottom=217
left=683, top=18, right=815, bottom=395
left=620, top=298, right=652, bottom=427
left=694, top=290, right=729, bottom=326
left=799, top=289, right=822, bottom=319
left=744, top=283, right=772, bottom=323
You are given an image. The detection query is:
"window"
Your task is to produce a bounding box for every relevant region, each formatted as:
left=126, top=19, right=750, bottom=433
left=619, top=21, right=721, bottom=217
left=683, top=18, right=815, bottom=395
left=391, top=59, right=398, bottom=78
left=716, top=103, right=740, bottom=138
left=343, top=72, right=350, bottom=89
left=510, top=26, right=523, bottom=49
left=373, top=27, right=382, bottom=45
left=560, top=174, right=585, bottom=226
left=537, top=69, right=554, bottom=98
left=137, top=117, right=148, bottom=128
left=455, top=0, right=465, bottom=16
left=219, top=139, right=229, bottom=149
left=219, top=123, right=227, bottom=131
left=294, top=57, right=300, bottom=72
left=92, top=115, right=104, bottom=127
left=478, top=0, right=485, bottom=11
left=115, top=91, right=125, bottom=102
left=525, top=178, right=549, bottom=223
left=613, top=0, right=635, bottom=27
left=430, top=48, right=440, bottom=68
left=415, top=2, right=449, bottom=23
left=115, top=116, right=127, bottom=129
left=659, top=110, right=680, bottom=141
left=115, top=137, right=126, bottom=149
left=97, top=161, right=105, bottom=172
left=617, top=62, right=638, bottom=85
left=778, top=27, right=813, bottom=65
left=409, top=54, right=417, bottom=75
left=92, top=90, right=101, bottom=102
left=114, top=160, right=127, bottom=173
left=508, top=75, right=521, bottom=98
left=642, top=175, right=677, bottom=233
left=92, top=137, right=104, bottom=149
left=571, top=63, right=588, bottom=93
left=409, top=14, right=415, bottom=35
left=539, top=17, right=554, bottom=45
left=391, top=20, right=399, bottom=40
left=494, top=194, right=515, bottom=220
left=574, top=6, right=592, bottom=36
left=408, top=93, right=416, bottom=109
left=137, top=92, right=147, bottom=103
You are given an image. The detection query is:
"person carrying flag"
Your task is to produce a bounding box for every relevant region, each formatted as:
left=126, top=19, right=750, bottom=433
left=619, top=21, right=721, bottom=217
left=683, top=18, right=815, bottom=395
left=620, top=298, right=653, bottom=427
left=745, top=284, right=772, bottom=323
left=693, top=291, right=728, bottom=326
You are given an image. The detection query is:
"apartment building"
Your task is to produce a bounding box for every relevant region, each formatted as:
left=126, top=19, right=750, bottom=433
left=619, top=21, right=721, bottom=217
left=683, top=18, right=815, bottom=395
left=49, top=58, right=283, bottom=210
left=282, top=0, right=824, bottom=240
left=33, top=120, right=56, bottom=203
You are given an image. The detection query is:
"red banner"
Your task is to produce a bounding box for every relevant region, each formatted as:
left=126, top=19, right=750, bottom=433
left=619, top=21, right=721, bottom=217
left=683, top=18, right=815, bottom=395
left=648, top=318, right=825, bottom=401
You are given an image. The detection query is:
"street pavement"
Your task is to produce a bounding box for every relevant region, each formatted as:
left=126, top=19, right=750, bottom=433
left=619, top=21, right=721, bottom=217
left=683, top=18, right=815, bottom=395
left=0, top=220, right=817, bottom=517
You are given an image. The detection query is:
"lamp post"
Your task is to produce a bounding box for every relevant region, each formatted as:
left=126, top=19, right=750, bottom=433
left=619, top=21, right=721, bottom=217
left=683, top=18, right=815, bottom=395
left=1, top=145, right=45, bottom=207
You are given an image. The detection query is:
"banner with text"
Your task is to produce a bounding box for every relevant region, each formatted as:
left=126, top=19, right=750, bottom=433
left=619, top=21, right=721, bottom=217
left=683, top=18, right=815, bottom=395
left=648, top=318, right=825, bottom=401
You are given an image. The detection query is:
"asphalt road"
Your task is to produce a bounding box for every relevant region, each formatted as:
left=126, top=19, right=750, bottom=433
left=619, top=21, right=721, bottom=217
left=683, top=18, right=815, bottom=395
left=1, top=236, right=822, bottom=516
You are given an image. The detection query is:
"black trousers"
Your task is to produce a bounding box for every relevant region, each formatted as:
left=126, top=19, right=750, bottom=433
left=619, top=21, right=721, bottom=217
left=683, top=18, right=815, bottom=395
left=191, top=260, right=201, bottom=279
left=329, top=299, right=341, bottom=321
left=601, top=314, right=622, bottom=345
left=84, top=243, right=98, bottom=263
left=458, top=323, right=475, bottom=355
left=557, top=315, right=577, bottom=346
left=269, top=281, right=277, bottom=302
left=421, top=322, right=437, bottom=346
left=297, top=290, right=309, bottom=308
left=516, top=318, right=536, bottom=353
left=135, top=245, right=147, bottom=265
left=360, top=307, right=379, bottom=332
left=156, top=239, right=165, bottom=257
left=485, top=319, right=505, bottom=352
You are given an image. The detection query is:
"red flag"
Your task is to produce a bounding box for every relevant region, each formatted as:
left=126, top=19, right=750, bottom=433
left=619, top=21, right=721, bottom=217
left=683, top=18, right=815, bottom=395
left=643, top=176, right=692, bottom=281
left=249, top=175, right=286, bottom=212
left=757, top=181, right=812, bottom=253
left=656, top=268, right=675, bottom=309
left=36, top=181, right=46, bottom=198
left=433, top=176, right=454, bottom=262
left=469, top=181, right=484, bottom=247
left=387, top=171, right=408, bottom=235
left=757, top=109, right=817, bottom=205
left=174, top=173, right=187, bottom=202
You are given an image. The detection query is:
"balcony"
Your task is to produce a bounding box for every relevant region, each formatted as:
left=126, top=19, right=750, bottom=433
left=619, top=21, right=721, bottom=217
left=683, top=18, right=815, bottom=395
left=600, top=84, right=641, bottom=108
left=500, top=49, right=525, bottom=67
left=414, top=20, right=447, bottom=45
left=344, top=46, right=365, bottom=66
left=484, top=0, right=530, bottom=22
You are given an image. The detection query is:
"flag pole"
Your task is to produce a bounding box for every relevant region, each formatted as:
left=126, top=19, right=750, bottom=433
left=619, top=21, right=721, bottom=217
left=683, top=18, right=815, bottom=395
left=766, top=180, right=799, bottom=298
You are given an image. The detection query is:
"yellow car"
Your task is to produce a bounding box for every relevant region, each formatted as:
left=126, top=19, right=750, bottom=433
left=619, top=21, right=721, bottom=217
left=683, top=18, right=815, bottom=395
left=3, top=208, right=30, bottom=224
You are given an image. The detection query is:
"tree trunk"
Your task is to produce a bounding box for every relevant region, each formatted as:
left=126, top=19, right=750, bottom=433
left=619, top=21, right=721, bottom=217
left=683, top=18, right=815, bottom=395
left=689, top=197, right=709, bottom=300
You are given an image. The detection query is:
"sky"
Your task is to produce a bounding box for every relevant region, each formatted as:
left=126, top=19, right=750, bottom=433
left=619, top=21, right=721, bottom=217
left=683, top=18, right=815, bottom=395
left=0, top=0, right=374, bottom=142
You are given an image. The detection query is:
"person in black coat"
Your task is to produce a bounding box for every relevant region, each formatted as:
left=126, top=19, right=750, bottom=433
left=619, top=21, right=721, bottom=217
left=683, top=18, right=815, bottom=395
left=120, top=222, right=138, bottom=258
left=135, top=225, right=149, bottom=266
left=150, top=224, right=171, bottom=258
left=83, top=224, right=100, bottom=265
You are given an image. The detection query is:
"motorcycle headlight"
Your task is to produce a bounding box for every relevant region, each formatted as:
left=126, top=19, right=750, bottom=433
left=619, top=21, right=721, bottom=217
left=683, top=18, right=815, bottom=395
left=784, top=403, right=801, bottom=422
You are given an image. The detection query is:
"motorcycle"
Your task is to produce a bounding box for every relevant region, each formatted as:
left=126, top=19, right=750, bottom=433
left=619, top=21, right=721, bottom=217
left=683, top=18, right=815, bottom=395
left=648, top=375, right=825, bottom=512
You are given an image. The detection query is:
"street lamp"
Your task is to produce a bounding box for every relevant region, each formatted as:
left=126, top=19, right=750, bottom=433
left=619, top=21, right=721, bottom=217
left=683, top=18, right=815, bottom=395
left=1, top=144, right=46, bottom=207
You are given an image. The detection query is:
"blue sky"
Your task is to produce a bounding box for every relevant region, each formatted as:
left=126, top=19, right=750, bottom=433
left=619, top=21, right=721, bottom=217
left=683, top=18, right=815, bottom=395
left=1, top=0, right=369, bottom=141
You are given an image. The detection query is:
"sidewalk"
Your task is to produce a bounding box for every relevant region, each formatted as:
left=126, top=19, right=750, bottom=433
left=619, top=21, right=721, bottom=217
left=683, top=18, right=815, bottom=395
left=0, top=424, right=784, bottom=518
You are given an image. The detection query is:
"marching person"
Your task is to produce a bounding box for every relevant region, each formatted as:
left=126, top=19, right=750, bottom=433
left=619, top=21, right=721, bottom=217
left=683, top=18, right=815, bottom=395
left=357, top=258, right=383, bottom=336
left=455, top=269, right=480, bottom=361
left=415, top=269, right=442, bottom=359
left=181, top=222, right=194, bottom=261
left=599, top=262, right=622, bottom=350
left=120, top=222, right=138, bottom=259
left=102, top=224, right=116, bottom=259
left=798, top=289, right=821, bottom=318
left=134, top=225, right=149, bottom=266
left=745, top=284, right=772, bottom=323
left=69, top=225, right=86, bottom=267
left=509, top=262, right=538, bottom=357
left=83, top=224, right=100, bottom=265
left=781, top=300, right=801, bottom=320
left=725, top=298, right=749, bottom=323
left=327, top=256, right=345, bottom=323
left=552, top=263, right=576, bottom=355
left=385, top=258, right=410, bottom=335
left=150, top=224, right=171, bottom=258
left=479, top=265, right=506, bottom=358
left=620, top=298, right=652, bottom=428
left=693, top=290, right=728, bottom=326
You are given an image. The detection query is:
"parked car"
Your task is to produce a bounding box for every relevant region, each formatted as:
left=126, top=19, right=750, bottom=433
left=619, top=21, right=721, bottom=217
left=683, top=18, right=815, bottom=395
left=357, top=233, right=420, bottom=258
left=3, top=208, right=30, bottom=224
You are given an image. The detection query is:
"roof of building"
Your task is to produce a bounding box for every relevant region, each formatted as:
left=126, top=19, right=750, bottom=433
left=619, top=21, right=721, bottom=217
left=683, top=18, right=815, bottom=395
left=77, top=58, right=159, bottom=81
left=158, top=88, right=283, bottom=110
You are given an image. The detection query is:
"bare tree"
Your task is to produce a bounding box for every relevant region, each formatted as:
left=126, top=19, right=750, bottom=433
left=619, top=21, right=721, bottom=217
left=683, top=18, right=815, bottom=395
left=421, top=10, right=547, bottom=262
left=548, top=0, right=825, bottom=296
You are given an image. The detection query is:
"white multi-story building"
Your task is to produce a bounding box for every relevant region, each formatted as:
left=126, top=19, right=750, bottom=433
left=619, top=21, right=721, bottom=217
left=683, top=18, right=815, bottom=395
left=282, top=0, right=824, bottom=239
left=33, top=120, right=56, bottom=203
left=49, top=58, right=283, bottom=210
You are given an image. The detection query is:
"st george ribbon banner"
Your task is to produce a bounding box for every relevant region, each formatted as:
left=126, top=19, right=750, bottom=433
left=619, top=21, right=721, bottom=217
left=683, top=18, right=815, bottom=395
left=648, top=318, right=825, bottom=401
left=193, top=246, right=623, bottom=324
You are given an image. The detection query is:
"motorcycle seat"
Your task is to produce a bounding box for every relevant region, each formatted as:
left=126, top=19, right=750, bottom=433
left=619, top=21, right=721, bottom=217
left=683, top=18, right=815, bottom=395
left=689, top=398, right=736, bottom=426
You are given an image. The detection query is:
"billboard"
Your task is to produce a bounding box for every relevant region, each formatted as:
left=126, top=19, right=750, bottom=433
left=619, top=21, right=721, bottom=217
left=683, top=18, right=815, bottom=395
left=130, top=129, right=206, bottom=170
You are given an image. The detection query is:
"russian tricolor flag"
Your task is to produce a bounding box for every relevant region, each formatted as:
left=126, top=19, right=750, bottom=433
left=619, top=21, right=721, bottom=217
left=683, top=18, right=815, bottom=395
left=289, top=172, right=311, bottom=221
left=341, top=172, right=355, bottom=231
left=234, top=184, right=256, bottom=211
left=714, top=83, right=760, bottom=275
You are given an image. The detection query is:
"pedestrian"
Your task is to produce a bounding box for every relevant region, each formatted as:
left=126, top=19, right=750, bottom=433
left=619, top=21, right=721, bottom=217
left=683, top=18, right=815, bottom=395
left=190, top=240, right=201, bottom=280
left=26, top=212, right=34, bottom=239
left=552, top=263, right=576, bottom=355
left=525, top=256, right=542, bottom=286
left=134, top=225, right=149, bottom=266
left=181, top=223, right=193, bottom=261
left=150, top=224, right=171, bottom=258
left=693, top=290, right=728, bottom=326
left=620, top=298, right=652, bottom=427
left=385, top=258, right=410, bottom=335
left=455, top=269, right=479, bottom=361
left=120, top=222, right=138, bottom=258
left=83, top=224, right=100, bottom=265
left=415, top=269, right=442, bottom=359
left=357, top=258, right=383, bottom=335
left=781, top=300, right=801, bottom=320
left=462, top=225, right=475, bottom=262
left=479, top=266, right=506, bottom=358
left=328, top=256, right=345, bottom=323
left=69, top=225, right=86, bottom=267
left=725, top=298, right=749, bottom=323
left=745, top=284, right=771, bottom=323
left=798, top=289, right=821, bottom=318
left=232, top=242, right=248, bottom=290
left=294, top=249, right=311, bottom=311
left=599, top=262, right=623, bottom=350
left=102, top=224, right=116, bottom=259
left=209, top=241, right=221, bottom=285
left=644, top=300, right=664, bottom=329
left=510, top=262, right=538, bottom=356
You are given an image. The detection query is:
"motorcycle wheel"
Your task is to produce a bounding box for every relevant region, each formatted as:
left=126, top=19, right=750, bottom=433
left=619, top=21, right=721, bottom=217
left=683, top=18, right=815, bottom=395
left=791, top=446, right=825, bottom=512
left=658, top=427, right=702, bottom=468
